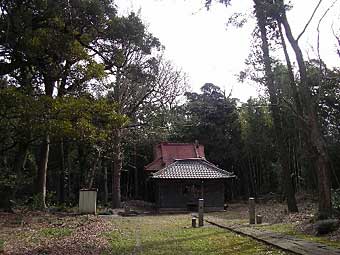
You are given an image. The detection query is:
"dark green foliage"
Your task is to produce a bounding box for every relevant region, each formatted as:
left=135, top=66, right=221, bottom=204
left=171, top=83, right=241, bottom=171
left=239, top=98, right=278, bottom=197
left=0, top=239, right=4, bottom=252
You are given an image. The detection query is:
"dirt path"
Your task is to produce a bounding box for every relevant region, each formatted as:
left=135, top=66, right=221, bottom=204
left=206, top=216, right=340, bottom=255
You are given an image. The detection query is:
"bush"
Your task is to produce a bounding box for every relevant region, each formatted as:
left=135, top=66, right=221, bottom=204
left=28, top=194, right=45, bottom=210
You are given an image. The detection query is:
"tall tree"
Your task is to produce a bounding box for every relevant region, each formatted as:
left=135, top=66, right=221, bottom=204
left=171, top=83, right=242, bottom=173
left=253, top=0, right=298, bottom=212
left=273, top=0, right=332, bottom=217
left=79, top=12, right=187, bottom=208
left=0, top=0, right=117, bottom=208
left=206, top=0, right=334, bottom=216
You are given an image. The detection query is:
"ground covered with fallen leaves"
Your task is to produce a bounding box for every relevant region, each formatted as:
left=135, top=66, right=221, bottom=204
left=0, top=212, right=114, bottom=254
left=1, top=194, right=339, bottom=254
left=0, top=211, right=290, bottom=255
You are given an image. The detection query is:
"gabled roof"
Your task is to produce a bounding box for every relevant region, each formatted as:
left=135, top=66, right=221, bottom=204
left=151, top=158, right=235, bottom=179
left=145, top=142, right=205, bottom=172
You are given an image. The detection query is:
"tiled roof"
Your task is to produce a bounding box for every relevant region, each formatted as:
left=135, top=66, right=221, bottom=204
left=151, top=158, right=235, bottom=179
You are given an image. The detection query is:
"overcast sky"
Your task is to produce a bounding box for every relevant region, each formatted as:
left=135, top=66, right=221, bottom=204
left=115, top=0, right=340, bottom=102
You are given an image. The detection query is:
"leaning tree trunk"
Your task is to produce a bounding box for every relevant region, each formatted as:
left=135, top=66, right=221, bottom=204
left=112, top=129, right=122, bottom=208
left=36, top=77, right=54, bottom=209
left=280, top=6, right=332, bottom=217
left=254, top=0, right=298, bottom=212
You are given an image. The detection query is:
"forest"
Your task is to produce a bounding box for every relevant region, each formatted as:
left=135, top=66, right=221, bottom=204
left=1, top=0, right=340, bottom=221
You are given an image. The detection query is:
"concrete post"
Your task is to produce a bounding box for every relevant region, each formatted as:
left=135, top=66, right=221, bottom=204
left=192, top=217, right=197, bottom=228
left=249, top=197, right=255, bottom=224
left=256, top=214, right=263, bottom=224
left=79, top=189, right=97, bottom=214
left=198, top=198, right=204, bottom=227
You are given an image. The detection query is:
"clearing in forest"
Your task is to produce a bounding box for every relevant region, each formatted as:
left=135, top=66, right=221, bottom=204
left=0, top=212, right=289, bottom=255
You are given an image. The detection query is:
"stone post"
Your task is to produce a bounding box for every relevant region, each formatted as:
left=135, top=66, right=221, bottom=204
left=198, top=198, right=204, bottom=227
left=79, top=189, right=97, bottom=214
left=192, top=217, right=197, bottom=228
left=256, top=214, right=263, bottom=224
left=249, top=197, right=255, bottom=224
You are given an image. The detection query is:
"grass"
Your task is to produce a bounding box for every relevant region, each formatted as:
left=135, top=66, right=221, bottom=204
left=255, top=223, right=340, bottom=249
left=106, top=215, right=289, bottom=255
left=0, top=239, right=4, bottom=252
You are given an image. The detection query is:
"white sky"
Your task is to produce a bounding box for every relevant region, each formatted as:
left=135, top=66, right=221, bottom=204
left=115, top=0, right=340, bottom=102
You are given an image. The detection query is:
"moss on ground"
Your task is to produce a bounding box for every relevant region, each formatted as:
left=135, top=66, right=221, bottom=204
left=106, top=215, right=289, bottom=255
left=256, top=223, right=340, bottom=249
left=0, top=239, right=4, bottom=252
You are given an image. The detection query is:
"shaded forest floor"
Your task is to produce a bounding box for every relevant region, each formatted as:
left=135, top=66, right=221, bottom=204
left=0, top=212, right=290, bottom=255
left=0, top=195, right=339, bottom=254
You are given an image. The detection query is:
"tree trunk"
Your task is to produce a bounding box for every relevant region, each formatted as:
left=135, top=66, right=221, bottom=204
left=112, top=69, right=123, bottom=209
left=104, top=165, right=108, bottom=205
left=66, top=142, right=72, bottom=203
left=280, top=5, right=332, bottom=217
left=310, top=113, right=332, bottom=218
left=78, top=144, right=85, bottom=189
left=134, top=143, right=138, bottom=199
left=88, top=156, right=100, bottom=189
left=37, top=135, right=50, bottom=209
left=112, top=129, right=122, bottom=208
left=254, top=0, right=298, bottom=212
left=58, top=140, right=65, bottom=204
left=248, top=154, right=257, bottom=199
left=36, top=76, right=54, bottom=209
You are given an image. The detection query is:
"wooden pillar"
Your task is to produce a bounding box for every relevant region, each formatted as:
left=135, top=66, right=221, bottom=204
left=249, top=197, right=255, bottom=224
left=200, top=180, right=204, bottom=199
left=198, top=198, right=204, bottom=227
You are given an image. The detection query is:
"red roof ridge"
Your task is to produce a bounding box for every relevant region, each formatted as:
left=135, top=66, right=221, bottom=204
left=160, top=142, right=200, bottom=146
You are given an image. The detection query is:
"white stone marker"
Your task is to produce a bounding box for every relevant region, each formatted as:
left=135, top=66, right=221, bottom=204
left=249, top=197, right=255, bottom=224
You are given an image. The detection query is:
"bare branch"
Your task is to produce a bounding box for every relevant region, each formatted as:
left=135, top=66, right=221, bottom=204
left=297, top=0, right=323, bottom=41
left=316, top=0, right=339, bottom=99
left=317, top=0, right=338, bottom=63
